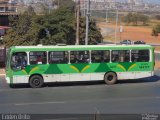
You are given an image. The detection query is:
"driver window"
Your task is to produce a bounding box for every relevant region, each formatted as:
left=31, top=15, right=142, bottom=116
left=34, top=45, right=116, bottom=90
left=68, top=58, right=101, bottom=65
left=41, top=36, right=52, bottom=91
left=11, top=52, right=27, bottom=71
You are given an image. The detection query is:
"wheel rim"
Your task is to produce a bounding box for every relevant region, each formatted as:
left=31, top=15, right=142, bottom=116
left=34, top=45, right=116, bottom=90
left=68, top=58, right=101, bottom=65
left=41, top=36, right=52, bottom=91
left=32, top=78, right=40, bottom=86
left=107, top=75, right=113, bottom=81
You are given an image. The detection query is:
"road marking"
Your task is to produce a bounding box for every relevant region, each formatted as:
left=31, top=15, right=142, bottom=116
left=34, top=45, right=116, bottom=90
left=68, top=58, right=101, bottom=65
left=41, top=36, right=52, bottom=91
left=105, top=96, right=160, bottom=101
left=66, top=96, right=160, bottom=104
left=15, top=101, right=65, bottom=106
left=85, top=86, right=91, bottom=88
left=13, top=96, right=160, bottom=106
left=0, top=96, right=159, bottom=107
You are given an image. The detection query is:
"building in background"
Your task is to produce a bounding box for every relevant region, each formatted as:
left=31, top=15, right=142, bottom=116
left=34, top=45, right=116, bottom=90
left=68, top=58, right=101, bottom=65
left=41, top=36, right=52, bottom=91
left=75, top=0, right=160, bottom=12
left=0, top=0, right=18, bottom=14
left=0, top=0, right=18, bottom=26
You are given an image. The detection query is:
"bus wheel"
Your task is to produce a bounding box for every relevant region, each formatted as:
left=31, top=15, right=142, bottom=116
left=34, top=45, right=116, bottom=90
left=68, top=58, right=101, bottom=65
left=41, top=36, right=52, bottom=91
left=9, top=84, right=15, bottom=88
left=104, top=72, right=117, bottom=85
left=29, top=75, right=44, bottom=88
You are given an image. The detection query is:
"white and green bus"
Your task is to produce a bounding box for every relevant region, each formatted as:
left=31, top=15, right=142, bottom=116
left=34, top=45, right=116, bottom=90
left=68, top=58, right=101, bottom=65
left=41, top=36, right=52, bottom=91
left=5, top=44, right=155, bottom=88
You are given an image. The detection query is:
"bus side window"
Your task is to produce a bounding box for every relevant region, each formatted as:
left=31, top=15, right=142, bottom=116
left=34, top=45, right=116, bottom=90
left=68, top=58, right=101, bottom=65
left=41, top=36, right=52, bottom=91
left=131, top=50, right=149, bottom=62
left=37, top=55, right=42, bottom=64
left=29, top=51, right=47, bottom=65
left=70, top=54, right=77, bottom=63
left=111, top=51, right=119, bottom=62
left=70, top=51, right=89, bottom=64
left=112, top=50, right=130, bottom=62
left=48, top=51, right=68, bottom=64
left=91, top=50, right=110, bottom=63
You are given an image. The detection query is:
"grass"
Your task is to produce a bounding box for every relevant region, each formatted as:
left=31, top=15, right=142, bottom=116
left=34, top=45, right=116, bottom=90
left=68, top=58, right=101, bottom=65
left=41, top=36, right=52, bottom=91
left=103, top=36, right=115, bottom=42
left=150, top=19, right=160, bottom=25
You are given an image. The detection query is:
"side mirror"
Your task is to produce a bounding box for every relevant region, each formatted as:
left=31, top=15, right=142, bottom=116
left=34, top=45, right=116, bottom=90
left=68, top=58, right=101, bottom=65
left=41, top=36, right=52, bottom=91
left=12, top=66, right=22, bottom=71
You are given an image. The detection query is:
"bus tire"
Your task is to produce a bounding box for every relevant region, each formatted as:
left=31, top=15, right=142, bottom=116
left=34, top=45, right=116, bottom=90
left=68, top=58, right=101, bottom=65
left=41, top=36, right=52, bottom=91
left=9, top=84, right=15, bottom=88
left=29, top=75, right=44, bottom=88
left=104, top=72, right=117, bottom=85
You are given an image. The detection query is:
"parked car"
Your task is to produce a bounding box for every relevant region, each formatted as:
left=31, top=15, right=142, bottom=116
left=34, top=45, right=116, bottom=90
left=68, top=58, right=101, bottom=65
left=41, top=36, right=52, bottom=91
left=134, top=40, right=146, bottom=44
left=120, top=40, right=133, bottom=45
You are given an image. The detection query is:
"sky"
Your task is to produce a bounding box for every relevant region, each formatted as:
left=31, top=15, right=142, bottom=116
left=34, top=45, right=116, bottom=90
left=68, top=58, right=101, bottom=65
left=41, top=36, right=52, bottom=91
left=115, top=0, right=160, bottom=4
left=144, top=0, right=160, bottom=3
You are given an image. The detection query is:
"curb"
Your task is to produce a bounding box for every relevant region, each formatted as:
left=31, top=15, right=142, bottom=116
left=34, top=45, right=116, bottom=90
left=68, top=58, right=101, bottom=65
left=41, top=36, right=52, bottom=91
left=0, top=69, right=5, bottom=76
left=0, top=74, right=5, bottom=76
left=155, top=51, right=160, bottom=53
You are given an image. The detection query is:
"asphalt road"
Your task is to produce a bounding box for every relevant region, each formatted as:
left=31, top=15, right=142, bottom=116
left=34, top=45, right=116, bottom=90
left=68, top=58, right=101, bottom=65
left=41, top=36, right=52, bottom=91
left=0, top=71, right=160, bottom=115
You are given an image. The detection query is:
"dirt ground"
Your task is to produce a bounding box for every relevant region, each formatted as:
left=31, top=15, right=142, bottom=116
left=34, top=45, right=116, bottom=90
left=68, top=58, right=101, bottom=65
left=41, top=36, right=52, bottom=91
left=97, top=22, right=160, bottom=44
left=155, top=60, right=160, bottom=69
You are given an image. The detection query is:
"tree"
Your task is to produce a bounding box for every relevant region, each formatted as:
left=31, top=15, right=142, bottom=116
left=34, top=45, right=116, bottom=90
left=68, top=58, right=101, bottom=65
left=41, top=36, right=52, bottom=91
left=4, top=0, right=102, bottom=46
left=132, top=13, right=138, bottom=25
left=139, top=14, right=149, bottom=25
left=79, top=17, right=102, bottom=44
left=54, top=0, right=75, bottom=11
left=155, top=15, right=160, bottom=20
left=124, top=12, right=133, bottom=24
left=124, top=13, right=149, bottom=25
left=3, top=6, right=36, bottom=47
left=152, top=24, right=160, bottom=37
left=43, top=7, right=76, bottom=45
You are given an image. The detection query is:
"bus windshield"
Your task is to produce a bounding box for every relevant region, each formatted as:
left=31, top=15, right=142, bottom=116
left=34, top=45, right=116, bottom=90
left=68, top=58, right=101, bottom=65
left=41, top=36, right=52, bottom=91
left=11, top=52, right=27, bottom=70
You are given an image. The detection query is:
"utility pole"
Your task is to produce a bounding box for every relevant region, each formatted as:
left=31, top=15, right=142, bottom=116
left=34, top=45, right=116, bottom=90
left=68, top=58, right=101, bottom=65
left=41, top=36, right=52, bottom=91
left=120, top=25, right=123, bottom=41
left=76, top=0, right=80, bottom=45
left=83, top=0, right=86, bottom=16
left=106, top=7, right=108, bottom=23
left=119, top=16, right=123, bottom=41
left=115, top=8, right=119, bottom=44
left=58, top=0, right=60, bottom=8
left=85, top=0, right=90, bottom=45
